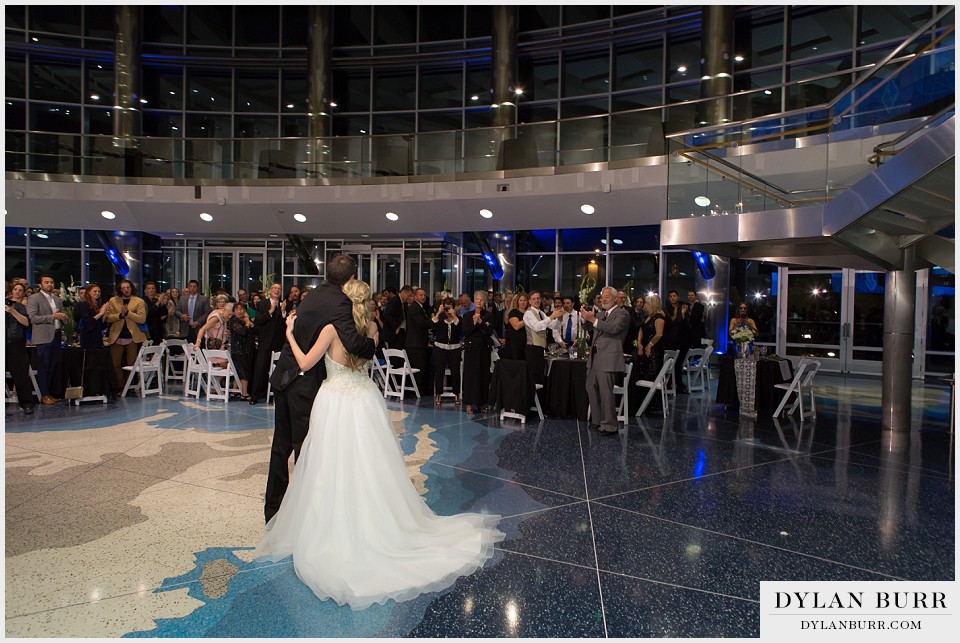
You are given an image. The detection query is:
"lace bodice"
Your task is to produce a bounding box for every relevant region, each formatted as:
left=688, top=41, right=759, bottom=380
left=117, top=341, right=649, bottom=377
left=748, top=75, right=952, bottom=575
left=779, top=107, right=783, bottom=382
left=322, top=354, right=376, bottom=396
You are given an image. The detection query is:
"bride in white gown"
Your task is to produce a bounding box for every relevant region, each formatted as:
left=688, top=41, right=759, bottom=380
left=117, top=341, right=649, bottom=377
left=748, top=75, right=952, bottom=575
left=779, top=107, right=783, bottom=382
left=255, top=279, right=503, bottom=610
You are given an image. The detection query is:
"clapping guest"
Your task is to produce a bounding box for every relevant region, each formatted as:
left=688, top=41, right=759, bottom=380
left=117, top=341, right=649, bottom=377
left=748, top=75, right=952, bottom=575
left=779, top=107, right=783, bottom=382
left=285, top=285, right=302, bottom=314
left=176, top=280, right=212, bottom=344
left=461, top=291, right=493, bottom=414
left=164, top=288, right=182, bottom=338
left=249, top=283, right=285, bottom=404
left=104, top=280, right=147, bottom=397
left=523, top=291, right=563, bottom=389
left=431, top=297, right=462, bottom=407
left=228, top=304, right=255, bottom=400
left=77, top=283, right=109, bottom=349
left=405, top=287, right=432, bottom=396
left=369, top=298, right=386, bottom=358
left=635, top=295, right=667, bottom=415
left=26, top=275, right=68, bottom=404
left=6, top=282, right=36, bottom=414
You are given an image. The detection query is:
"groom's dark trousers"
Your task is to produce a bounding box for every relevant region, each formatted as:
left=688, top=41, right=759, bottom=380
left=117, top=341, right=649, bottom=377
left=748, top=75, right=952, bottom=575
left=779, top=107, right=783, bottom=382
left=264, top=280, right=376, bottom=523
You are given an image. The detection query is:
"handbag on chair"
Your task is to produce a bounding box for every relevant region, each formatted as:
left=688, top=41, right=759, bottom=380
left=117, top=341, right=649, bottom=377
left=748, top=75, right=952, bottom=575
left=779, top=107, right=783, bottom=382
left=64, top=351, right=86, bottom=400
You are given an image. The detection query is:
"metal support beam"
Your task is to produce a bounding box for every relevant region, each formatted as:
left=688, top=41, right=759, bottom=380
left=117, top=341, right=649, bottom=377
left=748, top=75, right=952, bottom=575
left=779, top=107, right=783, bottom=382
left=881, top=246, right=916, bottom=432
left=307, top=6, right=332, bottom=177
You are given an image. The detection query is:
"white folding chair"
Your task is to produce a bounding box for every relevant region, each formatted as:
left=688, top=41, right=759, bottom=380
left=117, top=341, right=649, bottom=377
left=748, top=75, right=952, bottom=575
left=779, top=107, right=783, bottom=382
left=701, top=338, right=714, bottom=347
left=265, top=350, right=282, bottom=403
left=162, top=338, right=188, bottom=387
left=773, top=359, right=821, bottom=421
left=368, top=356, right=389, bottom=393
left=5, top=368, right=42, bottom=404
left=203, top=349, right=243, bottom=402
left=612, top=361, right=634, bottom=422
left=500, top=383, right=544, bottom=425
left=635, top=356, right=675, bottom=419
left=682, top=348, right=707, bottom=393
left=662, top=349, right=679, bottom=397
left=183, top=344, right=207, bottom=399
left=120, top=344, right=165, bottom=398
left=701, top=345, right=714, bottom=390
left=382, top=348, right=420, bottom=400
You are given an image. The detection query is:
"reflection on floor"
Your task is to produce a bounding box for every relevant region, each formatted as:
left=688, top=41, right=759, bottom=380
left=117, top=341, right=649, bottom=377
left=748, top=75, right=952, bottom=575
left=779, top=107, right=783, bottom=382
left=4, top=373, right=954, bottom=637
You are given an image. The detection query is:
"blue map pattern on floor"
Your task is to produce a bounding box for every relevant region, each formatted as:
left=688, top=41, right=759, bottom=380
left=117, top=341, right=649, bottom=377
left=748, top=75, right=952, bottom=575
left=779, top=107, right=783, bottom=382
left=4, top=373, right=954, bottom=638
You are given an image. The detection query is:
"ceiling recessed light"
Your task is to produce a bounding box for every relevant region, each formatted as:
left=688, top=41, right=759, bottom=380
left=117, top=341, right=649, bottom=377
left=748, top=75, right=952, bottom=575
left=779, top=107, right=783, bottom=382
left=471, top=95, right=479, bottom=101
left=694, top=196, right=711, bottom=207
left=270, top=234, right=278, bottom=237
left=36, top=233, right=49, bottom=239
left=90, top=94, right=100, bottom=100
left=200, top=212, right=213, bottom=222
left=514, top=88, right=524, bottom=95
left=100, top=210, right=116, bottom=220
left=286, top=103, right=295, bottom=109
left=581, top=204, right=595, bottom=215
left=677, top=65, right=687, bottom=73
left=385, top=212, right=399, bottom=221
left=764, top=90, right=772, bottom=95
left=175, top=233, right=184, bottom=236
left=480, top=209, right=493, bottom=218
left=734, top=55, right=744, bottom=62
left=601, top=239, right=607, bottom=245
left=293, top=213, right=307, bottom=223
left=361, top=234, right=369, bottom=237
left=613, top=238, right=623, bottom=245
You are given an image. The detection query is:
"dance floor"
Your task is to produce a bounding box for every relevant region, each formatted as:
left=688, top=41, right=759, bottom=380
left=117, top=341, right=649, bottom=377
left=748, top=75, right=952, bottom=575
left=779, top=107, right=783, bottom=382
left=4, top=374, right=954, bottom=637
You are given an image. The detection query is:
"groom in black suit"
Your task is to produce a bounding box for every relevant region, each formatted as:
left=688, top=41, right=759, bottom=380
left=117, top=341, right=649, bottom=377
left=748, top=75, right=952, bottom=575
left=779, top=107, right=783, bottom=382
left=264, top=254, right=377, bottom=523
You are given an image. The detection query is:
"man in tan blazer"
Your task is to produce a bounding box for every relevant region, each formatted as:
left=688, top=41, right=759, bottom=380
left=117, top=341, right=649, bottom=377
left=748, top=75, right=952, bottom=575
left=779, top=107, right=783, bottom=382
left=104, top=279, right=147, bottom=396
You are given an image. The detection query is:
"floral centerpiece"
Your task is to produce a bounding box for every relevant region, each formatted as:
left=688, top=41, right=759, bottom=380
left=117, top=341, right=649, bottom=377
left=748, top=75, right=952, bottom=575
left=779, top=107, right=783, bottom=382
left=730, top=324, right=756, bottom=358
left=58, top=276, right=80, bottom=345
left=575, top=274, right=597, bottom=358
left=439, top=280, right=453, bottom=301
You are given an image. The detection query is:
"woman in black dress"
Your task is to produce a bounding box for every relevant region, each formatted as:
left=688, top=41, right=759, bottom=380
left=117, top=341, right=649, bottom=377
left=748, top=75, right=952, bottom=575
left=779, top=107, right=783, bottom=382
left=77, top=283, right=109, bottom=349
left=502, top=293, right=528, bottom=361
left=461, top=290, right=494, bottom=414
left=228, top=303, right=255, bottom=400
left=6, top=282, right=36, bottom=414
left=630, top=294, right=666, bottom=415
left=431, top=296, right=462, bottom=407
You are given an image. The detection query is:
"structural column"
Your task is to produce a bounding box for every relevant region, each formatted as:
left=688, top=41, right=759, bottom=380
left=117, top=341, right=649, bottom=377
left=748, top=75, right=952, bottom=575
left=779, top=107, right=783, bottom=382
left=881, top=246, right=916, bottom=432
left=698, top=5, right=734, bottom=126
left=307, top=6, right=333, bottom=177
left=491, top=6, right=519, bottom=129
left=113, top=6, right=142, bottom=175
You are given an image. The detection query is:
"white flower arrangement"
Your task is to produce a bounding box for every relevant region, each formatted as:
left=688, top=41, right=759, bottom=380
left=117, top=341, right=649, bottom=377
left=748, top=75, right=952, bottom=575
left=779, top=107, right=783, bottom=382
left=730, top=325, right=756, bottom=343
left=578, top=274, right=597, bottom=308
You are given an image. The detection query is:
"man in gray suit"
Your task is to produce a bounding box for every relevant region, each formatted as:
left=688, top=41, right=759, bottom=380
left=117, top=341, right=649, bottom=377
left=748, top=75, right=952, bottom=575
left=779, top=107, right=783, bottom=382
left=580, top=286, right=631, bottom=435
left=26, top=274, right=68, bottom=404
left=175, top=279, right=212, bottom=344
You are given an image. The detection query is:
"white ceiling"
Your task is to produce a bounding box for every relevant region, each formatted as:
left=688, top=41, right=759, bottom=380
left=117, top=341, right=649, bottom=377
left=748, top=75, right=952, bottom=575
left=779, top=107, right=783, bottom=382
left=5, top=164, right=669, bottom=239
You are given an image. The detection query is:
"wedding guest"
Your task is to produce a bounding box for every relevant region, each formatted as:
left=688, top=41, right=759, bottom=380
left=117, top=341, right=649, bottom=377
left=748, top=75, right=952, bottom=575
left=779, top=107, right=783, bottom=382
left=688, top=290, right=707, bottom=347
left=27, top=275, right=68, bottom=404
left=369, top=298, right=385, bottom=358
left=553, top=296, right=583, bottom=351
left=195, top=294, right=230, bottom=351
left=176, top=280, right=212, bottom=344
left=164, top=287, right=182, bottom=338
left=405, top=287, right=432, bottom=396
left=635, top=295, right=667, bottom=415
left=729, top=302, right=758, bottom=335
left=502, top=293, right=528, bottom=360
left=76, top=283, right=109, bottom=349
left=431, top=296, right=462, bottom=407
left=142, top=282, right=165, bottom=344
left=228, top=303, right=255, bottom=400
left=285, top=285, right=302, bottom=314
left=664, top=289, right=690, bottom=394
left=249, top=283, right=286, bottom=404
left=461, top=291, right=493, bottom=414
left=523, top=291, right=563, bottom=389
left=6, top=282, right=36, bottom=414
left=104, top=280, right=147, bottom=397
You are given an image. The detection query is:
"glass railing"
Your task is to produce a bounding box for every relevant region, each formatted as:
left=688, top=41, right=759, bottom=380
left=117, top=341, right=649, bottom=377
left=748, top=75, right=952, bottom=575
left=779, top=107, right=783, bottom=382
left=6, top=13, right=953, bottom=186
left=665, top=9, right=954, bottom=219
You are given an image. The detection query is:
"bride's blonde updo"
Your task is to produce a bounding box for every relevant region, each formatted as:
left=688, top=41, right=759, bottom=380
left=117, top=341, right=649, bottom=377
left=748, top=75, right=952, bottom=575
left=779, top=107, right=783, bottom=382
left=341, top=279, right=372, bottom=370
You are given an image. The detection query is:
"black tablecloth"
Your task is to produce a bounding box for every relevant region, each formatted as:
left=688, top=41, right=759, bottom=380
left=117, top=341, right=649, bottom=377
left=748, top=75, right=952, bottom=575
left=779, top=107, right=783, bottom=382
left=489, top=359, right=535, bottom=415
left=716, top=355, right=793, bottom=414
left=38, top=346, right=117, bottom=398
left=544, top=358, right=589, bottom=420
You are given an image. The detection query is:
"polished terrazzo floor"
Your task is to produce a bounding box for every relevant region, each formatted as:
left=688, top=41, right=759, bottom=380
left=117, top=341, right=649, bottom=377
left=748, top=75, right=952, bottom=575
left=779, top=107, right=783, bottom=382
left=4, top=372, right=955, bottom=638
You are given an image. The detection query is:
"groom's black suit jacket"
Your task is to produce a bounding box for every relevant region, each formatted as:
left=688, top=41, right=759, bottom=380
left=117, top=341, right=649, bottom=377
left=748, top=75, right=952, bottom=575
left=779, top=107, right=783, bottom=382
left=271, top=281, right=376, bottom=389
